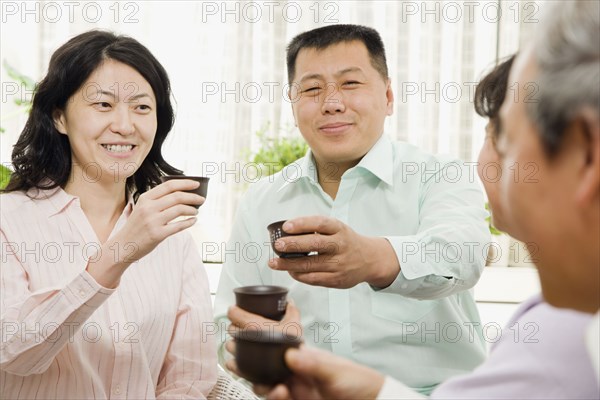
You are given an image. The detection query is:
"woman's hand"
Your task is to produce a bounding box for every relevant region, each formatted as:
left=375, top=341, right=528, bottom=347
left=87, top=179, right=203, bottom=288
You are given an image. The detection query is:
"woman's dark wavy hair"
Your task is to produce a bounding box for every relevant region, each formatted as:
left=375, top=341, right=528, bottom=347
left=4, top=30, right=182, bottom=195
left=474, top=54, right=516, bottom=140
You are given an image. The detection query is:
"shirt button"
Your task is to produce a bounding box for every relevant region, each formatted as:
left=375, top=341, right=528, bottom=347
left=113, top=384, right=121, bottom=395
left=401, top=283, right=408, bottom=289
left=79, top=289, right=86, bottom=298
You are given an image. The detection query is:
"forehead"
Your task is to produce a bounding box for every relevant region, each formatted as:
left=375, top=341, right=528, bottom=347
left=294, top=41, right=373, bottom=78
left=82, top=59, right=155, bottom=100
left=86, top=60, right=152, bottom=88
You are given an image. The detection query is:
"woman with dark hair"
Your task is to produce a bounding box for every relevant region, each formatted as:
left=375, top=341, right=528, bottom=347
left=0, top=30, right=216, bottom=398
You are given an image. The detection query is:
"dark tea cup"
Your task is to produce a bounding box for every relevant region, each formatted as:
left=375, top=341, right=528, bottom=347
left=267, top=220, right=310, bottom=258
left=234, top=285, right=288, bottom=321
left=232, top=329, right=302, bottom=385
left=159, top=175, right=209, bottom=209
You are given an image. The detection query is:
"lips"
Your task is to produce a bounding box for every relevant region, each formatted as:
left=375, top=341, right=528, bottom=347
left=318, top=122, right=353, bottom=134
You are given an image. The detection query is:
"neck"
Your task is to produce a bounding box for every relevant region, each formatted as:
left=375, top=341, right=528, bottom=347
left=64, top=168, right=127, bottom=221
left=315, top=157, right=359, bottom=200
left=576, top=224, right=600, bottom=313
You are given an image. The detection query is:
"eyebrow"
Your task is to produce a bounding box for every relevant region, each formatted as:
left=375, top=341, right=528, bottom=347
left=97, top=90, right=153, bottom=101
left=299, top=67, right=365, bottom=84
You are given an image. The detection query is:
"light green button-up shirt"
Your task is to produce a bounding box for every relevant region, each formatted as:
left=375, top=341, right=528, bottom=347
left=214, top=134, right=490, bottom=394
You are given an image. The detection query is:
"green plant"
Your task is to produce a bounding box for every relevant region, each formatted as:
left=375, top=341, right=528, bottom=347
left=485, top=202, right=503, bottom=235
left=0, top=61, right=35, bottom=189
left=247, top=123, right=308, bottom=176
left=1, top=61, right=35, bottom=133
left=0, top=164, right=10, bottom=189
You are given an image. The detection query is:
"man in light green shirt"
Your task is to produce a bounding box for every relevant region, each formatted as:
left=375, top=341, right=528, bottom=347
left=214, top=24, right=489, bottom=394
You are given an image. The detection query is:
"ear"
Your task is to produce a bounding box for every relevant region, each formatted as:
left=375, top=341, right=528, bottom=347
left=52, top=109, right=68, bottom=135
left=288, top=87, right=299, bottom=127
left=385, top=79, right=394, bottom=116
left=574, top=107, right=600, bottom=207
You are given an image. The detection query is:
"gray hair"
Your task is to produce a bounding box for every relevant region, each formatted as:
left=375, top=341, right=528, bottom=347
left=529, top=0, right=600, bottom=155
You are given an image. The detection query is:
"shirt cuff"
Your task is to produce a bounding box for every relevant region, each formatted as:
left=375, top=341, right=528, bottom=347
left=385, top=235, right=437, bottom=280
left=377, top=376, right=427, bottom=400
left=371, top=269, right=425, bottom=296
left=64, top=270, right=116, bottom=308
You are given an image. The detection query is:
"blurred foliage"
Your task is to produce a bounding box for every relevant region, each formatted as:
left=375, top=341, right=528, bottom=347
left=1, top=61, right=35, bottom=133
left=0, top=61, right=33, bottom=188
left=246, top=123, right=308, bottom=176
left=485, top=202, right=503, bottom=235
left=0, top=164, right=10, bottom=189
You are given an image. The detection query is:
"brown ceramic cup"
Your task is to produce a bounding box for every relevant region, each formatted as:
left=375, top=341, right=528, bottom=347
left=232, top=329, right=302, bottom=385
left=159, top=175, right=209, bottom=209
left=267, top=220, right=310, bottom=258
left=234, top=285, right=288, bottom=321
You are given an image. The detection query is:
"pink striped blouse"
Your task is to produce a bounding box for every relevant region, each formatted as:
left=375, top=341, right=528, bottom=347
left=0, top=188, right=217, bottom=399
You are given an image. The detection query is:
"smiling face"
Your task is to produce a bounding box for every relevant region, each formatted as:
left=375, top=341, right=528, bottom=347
left=289, top=41, right=394, bottom=171
left=54, top=59, right=157, bottom=187
left=497, top=49, right=600, bottom=312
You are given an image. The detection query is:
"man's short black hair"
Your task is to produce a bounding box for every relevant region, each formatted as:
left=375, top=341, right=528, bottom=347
left=286, top=24, right=389, bottom=84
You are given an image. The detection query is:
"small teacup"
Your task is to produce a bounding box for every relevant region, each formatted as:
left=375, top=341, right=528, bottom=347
left=234, top=285, right=288, bottom=321
left=159, top=175, right=209, bottom=209
left=267, top=220, right=310, bottom=258
left=232, top=329, right=302, bottom=385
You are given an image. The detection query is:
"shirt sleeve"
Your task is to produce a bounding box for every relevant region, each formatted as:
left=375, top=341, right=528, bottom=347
left=156, top=234, right=218, bottom=399
left=430, top=304, right=599, bottom=399
left=377, top=376, right=427, bottom=399
left=586, top=312, right=600, bottom=386
left=382, top=161, right=490, bottom=299
left=212, top=195, right=265, bottom=368
left=0, top=229, right=115, bottom=376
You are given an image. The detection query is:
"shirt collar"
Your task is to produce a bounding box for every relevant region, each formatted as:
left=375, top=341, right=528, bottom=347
left=352, top=134, right=394, bottom=186
left=277, top=134, right=394, bottom=192
left=23, top=186, right=77, bottom=218
left=277, top=148, right=318, bottom=192
left=27, top=186, right=134, bottom=218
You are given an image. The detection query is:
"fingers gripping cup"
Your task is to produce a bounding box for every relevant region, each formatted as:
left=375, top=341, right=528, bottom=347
left=232, top=285, right=299, bottom=385
left=159, top=175, right=209, bottom=209
left=267, top=220, right=310, bottom=258
left=232, top=329, right=301, bottom=385
left=234, top=285, right=288, bottom=321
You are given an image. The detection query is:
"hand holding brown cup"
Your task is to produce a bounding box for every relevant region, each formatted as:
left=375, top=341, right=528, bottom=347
left=267, top=220, right=310, bottom=258
left=234, top=285, right=288, bottom=321
left=159, top=175, right=209, bottom=209
left=232, top=329, right=301, bottom=386
left=231, top=285, right=299, bottom=385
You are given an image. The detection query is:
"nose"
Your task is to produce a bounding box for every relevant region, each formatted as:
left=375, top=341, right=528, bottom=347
left=110, top=107, right=135, bottom=135
left=321, top=83, right=346, bottom=114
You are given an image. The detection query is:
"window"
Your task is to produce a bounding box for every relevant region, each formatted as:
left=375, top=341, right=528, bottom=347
left=0, top=1, right=542, bottom=260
